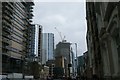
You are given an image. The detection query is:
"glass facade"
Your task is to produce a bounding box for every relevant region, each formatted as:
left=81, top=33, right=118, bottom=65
left=42, top=33, right=54, bottom=64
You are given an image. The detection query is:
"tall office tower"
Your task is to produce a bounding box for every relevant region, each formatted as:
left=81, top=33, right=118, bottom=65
left=55, top=41, right=71, bottom=77
left=35, top=24, right=42, bottom=62
left=1, top=1, right=34, bottom=74
left=70, top=49, right=75, bottom=77
left=42, top=33, right=54, bottom=64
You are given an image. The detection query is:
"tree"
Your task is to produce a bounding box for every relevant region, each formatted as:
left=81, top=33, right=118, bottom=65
left=29, top=61, right=42, bottom=79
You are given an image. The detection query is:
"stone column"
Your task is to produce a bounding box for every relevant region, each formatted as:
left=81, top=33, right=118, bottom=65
left=109, top=35, right=119, bottom=78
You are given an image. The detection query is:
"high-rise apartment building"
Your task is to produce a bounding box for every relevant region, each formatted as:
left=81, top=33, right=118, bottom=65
left=42, top=33, right=54, bottom=64
left=1, top=1, right=34, bottom=74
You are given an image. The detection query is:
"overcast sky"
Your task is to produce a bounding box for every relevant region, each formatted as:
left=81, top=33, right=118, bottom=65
left=33, top=1, right=87, bottom=56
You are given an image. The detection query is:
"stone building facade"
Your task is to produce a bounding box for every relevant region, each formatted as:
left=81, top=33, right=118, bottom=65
left=86, top=2, right=120, bottom=79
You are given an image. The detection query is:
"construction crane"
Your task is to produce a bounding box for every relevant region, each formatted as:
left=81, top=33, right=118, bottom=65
left=54, top=27, right=66, bottom=42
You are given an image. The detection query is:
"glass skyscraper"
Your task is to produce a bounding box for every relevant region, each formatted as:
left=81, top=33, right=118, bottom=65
left=42, top=33, right=54, bottom=64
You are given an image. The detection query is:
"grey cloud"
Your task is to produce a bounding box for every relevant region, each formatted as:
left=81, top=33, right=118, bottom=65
left=33, top=2, right=87, bottom=56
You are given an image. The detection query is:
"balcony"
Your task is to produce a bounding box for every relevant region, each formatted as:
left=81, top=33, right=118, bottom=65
left=2, top=30, right=9, bottom=36
left=2, top=50, right=11, bottom=57
left=7, top=2, right=14, bottom=10
left=5, top=46, right=12, bottom=50
left=11, top=36, right=22, bottom=45
left=2, top=26, right=12, bottom=34
left=29, top=1, right=34, bottom=6
left=2, top=37, right=11, bottom=44
left=2, top=19, right=12, bottom=29
left=2, top=15, right=12, bottom=24
left=4, top=5, right=13, bottom=14
left=4, top=9, right=13, bottom=19
left=2, top=32, right=12, bottom=40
